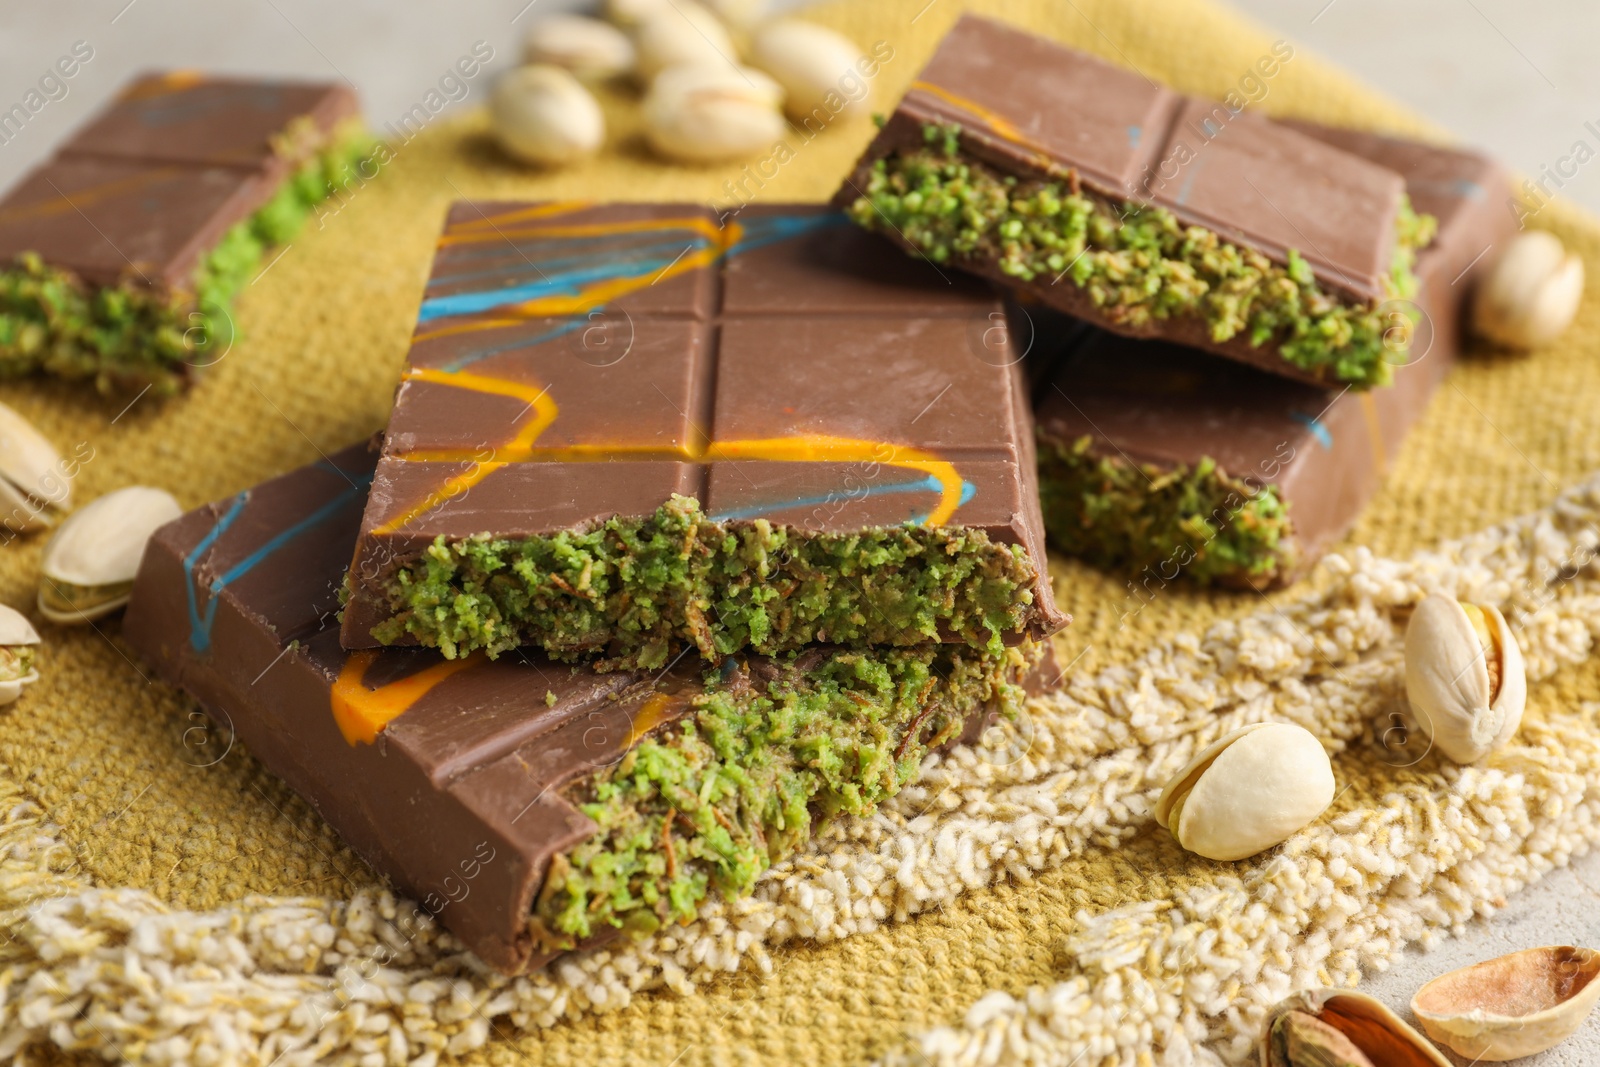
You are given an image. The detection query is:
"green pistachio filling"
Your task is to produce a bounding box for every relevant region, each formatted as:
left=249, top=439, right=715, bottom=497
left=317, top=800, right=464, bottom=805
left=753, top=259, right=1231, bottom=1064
left=1038, top=434, right=1295, bottom=587
left=530, top=642, right=1030, bottom=947
left=0, top=645, right=34, bottom=683
left=370, top=495, right=1041, bottom=667
left=846, top=123, right=1437, bottom=388
left=0, top=124, right=382, bottom=395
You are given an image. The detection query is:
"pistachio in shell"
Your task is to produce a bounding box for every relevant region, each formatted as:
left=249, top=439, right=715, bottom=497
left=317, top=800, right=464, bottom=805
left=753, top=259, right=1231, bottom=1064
left=1404, top=595, right=1525, bottom=763
left=0, top=400, right=69, bottom=532
left=1155, top=722, right=1335, bottom=861
left=1411, top=945, right=1600, bottom=1061
left=1260, top=989, right=1451, bottom=1067
left=38, top=486, right=182, bottom=624
left=0, top=604, right=40, bottom=707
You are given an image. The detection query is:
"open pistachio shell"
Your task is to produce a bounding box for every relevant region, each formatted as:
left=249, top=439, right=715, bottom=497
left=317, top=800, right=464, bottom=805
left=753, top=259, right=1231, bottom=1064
left=0, top=400, right=68, bottom=532
left=1155, top=722, right=1335, bottom=861
left=38, top=486, right=181, bottom=624
left=0, top=604, right=40, bottom=708
left=1411, top=946, right=1600, bottom=1061
left=1405, top=595, right=1525, bottom=763
left=1261, top=989, right=1451, bottom=1067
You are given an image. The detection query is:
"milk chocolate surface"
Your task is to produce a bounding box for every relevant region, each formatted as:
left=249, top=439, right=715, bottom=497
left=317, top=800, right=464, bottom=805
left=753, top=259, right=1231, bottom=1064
left=0, top=73, right=357, bottom=294
left=58, top=72, right=359, bottom=180
left=1033, top=123, right=1514, bottom=586
left=342, top=202, right=1065, bottom=656
left=835, top=14, right=1417, bottom=386
left=125, top=445, right=1039, bottom=974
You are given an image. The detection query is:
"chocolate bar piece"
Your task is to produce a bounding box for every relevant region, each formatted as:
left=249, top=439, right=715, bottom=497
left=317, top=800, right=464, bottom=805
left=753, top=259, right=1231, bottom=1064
left=341, top=202, right=1067, bottom=667
left=0, top=72, right=379, bottom=394
left=124, top=444, right=1040, bottom=974
left=835, top=15, right=1438, bottom=390
left=1032, top=127, right=1512, bottom=588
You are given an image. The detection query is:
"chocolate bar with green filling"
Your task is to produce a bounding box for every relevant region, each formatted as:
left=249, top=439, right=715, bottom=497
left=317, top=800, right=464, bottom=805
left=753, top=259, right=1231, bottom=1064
left=123, top=443, right=1048, bottom=974
left=339, top=202, right=1067, bottom=668
left=0, top=72, right=380, bottom=394
left=834, top=15, right=1439, bottom=390
left=1032, top=125, right=1512, bottom=588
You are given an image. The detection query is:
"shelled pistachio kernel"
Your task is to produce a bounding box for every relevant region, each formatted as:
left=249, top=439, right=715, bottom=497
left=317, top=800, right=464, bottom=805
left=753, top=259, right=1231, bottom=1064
left=1153, top=722, right=1335, bottom=861
left=0, top=605, right=40, bottom=707
left=0, top=400, right=69, bottom=533
left=39, top=486, right=181, bottom=624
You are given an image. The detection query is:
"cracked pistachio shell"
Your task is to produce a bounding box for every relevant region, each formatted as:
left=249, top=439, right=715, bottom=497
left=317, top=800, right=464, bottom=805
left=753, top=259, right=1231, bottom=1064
left=749, top=20, right=869, bottom=122
left=491, top=65, right=605, bottom=167
left=633, top=2, right=738, bottom=80
left=1404, top=595, right=1525, bottom=764
left=523, top=15, right=636, bottom=81
left=38, top=486, right=181, bottom=624
left=1154, top=722, right=1334, bottom=862
left=0, top=604, right=40, bottom=709
left=1473, top=230, right=1584, bottom=349
left=1411, top=946, right=1600, bottom=1061
left=643, top=64, right=784, bottom=164
left=0, top=400, right=68, bottom=532
left=1260, top=989, right=1451, bottom=1067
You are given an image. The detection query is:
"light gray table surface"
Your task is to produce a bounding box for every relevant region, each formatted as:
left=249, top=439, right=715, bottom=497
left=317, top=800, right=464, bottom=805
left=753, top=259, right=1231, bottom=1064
left=2, top=1, right=1598, bottom=1062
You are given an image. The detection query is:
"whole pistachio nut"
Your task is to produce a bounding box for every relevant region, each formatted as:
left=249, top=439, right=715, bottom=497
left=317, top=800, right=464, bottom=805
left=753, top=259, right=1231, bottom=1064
left=39, top=485, right=181, bottom=625
left=523, top=14, right=636, bottom=81
left=1404, top=594, right=1525, bottom=763
left=749, top=20, right=870, bottom=122
left=1411, top=946, right=1600, bottom=1061
left=1472, top=230, right=1584, bottom=348
left=1154, top=722, right=1335, bottom=861
left=700, top=0, right=766, bottom=31
left=490, top=65, right=605, bottom=167
left=633, top=1, right=739, bottom=81
left=0, top=400, right=69, bottom=532
left=1260, top=989, right=1451, bottom=1067
left=643, top=64, right=784, bottom=164
left=603, top=0, right=670, bottom=28
left=0, top=604, right=40, bottom=708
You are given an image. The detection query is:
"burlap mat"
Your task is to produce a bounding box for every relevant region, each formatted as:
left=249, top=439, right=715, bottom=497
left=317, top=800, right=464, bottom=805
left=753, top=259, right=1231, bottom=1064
left=2, top=0, right=1597, bottom=1063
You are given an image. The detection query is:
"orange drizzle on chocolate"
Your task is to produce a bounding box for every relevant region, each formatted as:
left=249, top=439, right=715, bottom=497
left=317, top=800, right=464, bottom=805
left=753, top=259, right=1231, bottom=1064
left=330, top=650, right=478, bottom=745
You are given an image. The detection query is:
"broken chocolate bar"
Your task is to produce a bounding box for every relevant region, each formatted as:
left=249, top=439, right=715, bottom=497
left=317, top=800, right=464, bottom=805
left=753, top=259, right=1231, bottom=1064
left=0, top=72, right=379, bottom=394
left=835, top=15, right=1437, bottom=390
left=123, top=444, right=1040, bottom=974
left=341, top=202, right=1066, bottom=667
left=1032, top=126, right=1513, bottom=588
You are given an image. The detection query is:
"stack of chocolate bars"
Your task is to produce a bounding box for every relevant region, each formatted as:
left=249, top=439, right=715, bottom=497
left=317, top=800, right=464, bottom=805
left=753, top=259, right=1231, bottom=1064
left=0, top=73, right=377, bottom=394
left=838, top=16, right=1514, bottom=589
left=126, top=203, right=1067, bottom=971
left=115, top=15, right=1513, bottom=976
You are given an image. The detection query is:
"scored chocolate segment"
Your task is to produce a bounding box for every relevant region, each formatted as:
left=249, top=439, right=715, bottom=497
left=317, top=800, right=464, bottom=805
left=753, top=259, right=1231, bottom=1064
left=342, top=202, right=1065, bottom=661
left=834, top=14, right=1421, bottom=388
left=0, top=158, right=266, bottom=290
left=1032, top=122, right=1515, bottom=588
left=125, top=445, right=1041, bottom=975
left=57, top=72, right=359, bottom=178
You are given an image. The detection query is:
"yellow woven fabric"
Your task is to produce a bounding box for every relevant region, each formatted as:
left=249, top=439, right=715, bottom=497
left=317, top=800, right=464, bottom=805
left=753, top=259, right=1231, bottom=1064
left=1, top=0, right=1595, bottom=1064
